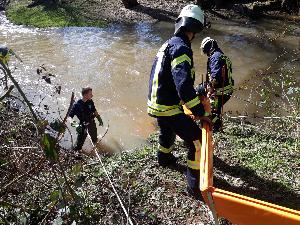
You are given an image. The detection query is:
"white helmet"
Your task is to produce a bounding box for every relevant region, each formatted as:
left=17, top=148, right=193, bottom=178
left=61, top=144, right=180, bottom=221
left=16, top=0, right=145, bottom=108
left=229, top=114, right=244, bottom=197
left=200, top=37, right=217, bottom=54
left=174, top=5, right=205, bottom=35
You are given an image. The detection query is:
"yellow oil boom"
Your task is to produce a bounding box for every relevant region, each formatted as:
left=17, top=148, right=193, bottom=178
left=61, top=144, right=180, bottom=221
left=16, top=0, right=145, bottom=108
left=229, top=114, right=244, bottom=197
left=200, top=122, right=300, bottom=225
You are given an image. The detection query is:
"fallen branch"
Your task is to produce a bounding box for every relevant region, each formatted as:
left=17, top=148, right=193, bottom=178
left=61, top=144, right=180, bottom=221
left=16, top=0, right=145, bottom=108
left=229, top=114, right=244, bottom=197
left=0, top=85, right=14, bottom=101
left=38, top=200, right=58, bottom=225
left=0, top=66, right=8, bottom=89
left=0, top=62, right=39, bottom=122
left=0, top=157, right=45, bottom=194
left=56, top=92, right=74, bottom=141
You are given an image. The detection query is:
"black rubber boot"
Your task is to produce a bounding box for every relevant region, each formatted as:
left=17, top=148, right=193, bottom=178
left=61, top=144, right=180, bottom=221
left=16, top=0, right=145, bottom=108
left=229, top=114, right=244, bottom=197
left=157, top=151, right=178, bottom=167
left=186, top=168, right=203, bottom=201
left=212, top=116, right=222, bottom=133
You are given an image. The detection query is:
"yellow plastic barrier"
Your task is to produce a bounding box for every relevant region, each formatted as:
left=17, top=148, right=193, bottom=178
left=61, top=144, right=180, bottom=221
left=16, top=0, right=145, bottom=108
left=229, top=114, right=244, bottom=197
left=199, top=122, right=300, bottom=225
left=212, top=188, right=300, bottom=225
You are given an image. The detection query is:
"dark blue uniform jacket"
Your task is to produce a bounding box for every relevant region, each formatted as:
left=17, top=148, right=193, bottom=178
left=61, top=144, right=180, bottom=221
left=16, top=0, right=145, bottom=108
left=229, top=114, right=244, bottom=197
left=69, top=99, right=96, bottom=123
left=148, top=34, right=206, bottom=117
left=207, top=49, right=234, bottom=95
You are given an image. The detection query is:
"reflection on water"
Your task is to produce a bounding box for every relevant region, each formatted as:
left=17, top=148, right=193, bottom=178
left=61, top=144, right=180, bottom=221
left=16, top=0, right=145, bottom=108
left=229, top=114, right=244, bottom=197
left=0, top=11, right=299, bottom=150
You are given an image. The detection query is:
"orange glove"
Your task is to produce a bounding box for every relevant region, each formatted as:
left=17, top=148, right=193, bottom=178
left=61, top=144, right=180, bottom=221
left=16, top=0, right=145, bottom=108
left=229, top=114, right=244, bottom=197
left=200, top=95, right=211, bottom=115
left=189, top=115, right=212, bottom=130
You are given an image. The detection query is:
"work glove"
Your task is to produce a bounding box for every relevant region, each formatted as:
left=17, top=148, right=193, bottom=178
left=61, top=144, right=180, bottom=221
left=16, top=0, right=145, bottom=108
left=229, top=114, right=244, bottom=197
left=96, top=115, right=103, bottom=127
left=71, top=120, right=83, bottom=134
left=199, top=95, right=211, bottom=115
left=189, top=114, right=212, bottom=130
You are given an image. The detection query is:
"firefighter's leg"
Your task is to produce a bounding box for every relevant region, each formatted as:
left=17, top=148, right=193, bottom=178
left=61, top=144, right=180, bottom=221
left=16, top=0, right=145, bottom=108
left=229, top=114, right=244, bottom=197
left=211, top=97, right=222, bottom=132
left=167, top=114, right=202, bottom=199
left=74, top=126, right=87, bottom=151
left=88, top=120, right=98, bottom=144
left=213, top=94, right=232, bottom=132
left=156, top=117, right=176, bottom=167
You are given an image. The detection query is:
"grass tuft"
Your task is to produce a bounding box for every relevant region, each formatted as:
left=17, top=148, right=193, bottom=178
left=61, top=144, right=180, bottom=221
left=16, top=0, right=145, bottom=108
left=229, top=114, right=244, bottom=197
left=6, top=1, right=106, bottom=28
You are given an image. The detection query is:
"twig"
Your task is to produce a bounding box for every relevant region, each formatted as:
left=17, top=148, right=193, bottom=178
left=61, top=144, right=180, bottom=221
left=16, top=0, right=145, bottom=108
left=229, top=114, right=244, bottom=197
left=27, top=174, right=53, bottom=189
left=224, top=114, right=300, bottom=120
left=0, top=62, right=39, bottom=122
left=39, top=200, right=58, bottom=225
left=0, top=211, right=10, bottom=225
left=29, top=121, right=39, bottom=136
left=51, top=166, right=68, bottom=214
left=97, top=121, right=110, bottom=143
left=55, top=156, right=81, bottom=215
left=56, top=92, right=74, bottom=141
left=0, top=66, right=8, bottom=89
left=65, top=125, right=74, bottom=148
left=0, top=157, right=45, bottom=193
left=0, top=85, right=14, bottom=101
left=86, top=131, right=134, bottom=225
left=0, top=200, right=43, bottom=213
left=7, top=94, right=26, bottom=107
left=2, top=146, right=39, bottom=149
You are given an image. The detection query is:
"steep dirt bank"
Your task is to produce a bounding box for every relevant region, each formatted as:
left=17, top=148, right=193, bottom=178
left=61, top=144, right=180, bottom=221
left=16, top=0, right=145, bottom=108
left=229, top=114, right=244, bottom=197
left=53, top=0, right=300, bottom=23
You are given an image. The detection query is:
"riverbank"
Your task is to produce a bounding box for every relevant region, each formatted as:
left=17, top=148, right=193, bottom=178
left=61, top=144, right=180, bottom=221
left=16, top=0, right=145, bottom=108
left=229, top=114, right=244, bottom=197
left=0, top=100, right=299, bottom=224
left=5, top=0, right=106, bottom=28
left=4, top=0, right=300, bottom=28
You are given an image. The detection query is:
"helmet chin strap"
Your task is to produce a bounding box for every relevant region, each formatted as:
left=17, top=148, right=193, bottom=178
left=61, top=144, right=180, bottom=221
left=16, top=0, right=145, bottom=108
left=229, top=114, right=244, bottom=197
left=208, top=40, right=215, bottom=56
left=191, top=33, right=196, bottom=41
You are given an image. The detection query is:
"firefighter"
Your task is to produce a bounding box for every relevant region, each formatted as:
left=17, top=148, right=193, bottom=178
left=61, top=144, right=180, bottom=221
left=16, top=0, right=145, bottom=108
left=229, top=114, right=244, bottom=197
left=200, top=37, right=234, bottom=132
left=147, top=4, right=210, bottom=199
left=69, top=87, right=103, bottom=151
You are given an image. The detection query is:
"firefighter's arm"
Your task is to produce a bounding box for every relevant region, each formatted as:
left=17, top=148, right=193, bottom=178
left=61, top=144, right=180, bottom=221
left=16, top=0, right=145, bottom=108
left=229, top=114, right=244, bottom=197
left=91, top=100, right=103, bottom=127
left=68, top=104, right=83, bottom=133
left=95, top=111, right=103, bottom=127
left=171, top=46, right=208, bottom=118
left=208, top=55, right=222, bottom=90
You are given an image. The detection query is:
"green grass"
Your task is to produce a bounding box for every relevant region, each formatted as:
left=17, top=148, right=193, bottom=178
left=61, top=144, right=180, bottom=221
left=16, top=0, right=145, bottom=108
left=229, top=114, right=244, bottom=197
left=214, top=118, right=299, bottom=199
left=6, top=1, right=106, bottom=28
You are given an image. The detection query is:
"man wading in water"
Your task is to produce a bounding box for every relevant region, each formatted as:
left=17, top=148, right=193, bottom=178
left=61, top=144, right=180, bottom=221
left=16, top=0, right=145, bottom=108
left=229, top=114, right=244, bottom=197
left=69, top=87, right=104, bottom=153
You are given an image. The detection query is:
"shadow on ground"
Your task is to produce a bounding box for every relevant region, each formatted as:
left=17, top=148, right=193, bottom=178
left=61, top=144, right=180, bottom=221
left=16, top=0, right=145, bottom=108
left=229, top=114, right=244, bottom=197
left=131, top=5, right=177, bottom=22
left=168, top=156, right=300, bottom=210
left=213, top=156, right=300, bottom=210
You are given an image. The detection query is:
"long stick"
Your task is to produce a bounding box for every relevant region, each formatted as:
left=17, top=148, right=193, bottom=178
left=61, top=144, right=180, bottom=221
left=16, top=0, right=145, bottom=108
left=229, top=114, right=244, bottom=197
left=0, top=157, right=45, bottom=193
left=0, top=85, right=14, bottom=101
left=86, top=130, right=134, bottom=225
left=220, top=65, right=226, bottom=131
left=0, top=62, right=39, bottom=122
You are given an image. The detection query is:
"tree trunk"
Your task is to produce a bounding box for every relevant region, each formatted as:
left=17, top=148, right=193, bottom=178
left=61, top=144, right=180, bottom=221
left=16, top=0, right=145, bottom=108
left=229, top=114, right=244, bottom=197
left=197, top=0, right=213, bottom=9
left=0, top=0, right=10, bottom=11
left=281, top=0, right=300, bottom=14
left=121, top=0, right=139, bottom=9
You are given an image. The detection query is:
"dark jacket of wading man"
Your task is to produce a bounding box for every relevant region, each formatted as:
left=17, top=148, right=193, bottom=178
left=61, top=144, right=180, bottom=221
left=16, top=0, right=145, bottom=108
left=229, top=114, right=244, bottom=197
left=147, top=4, right=210, bottom=199
left=69, top=87, right=103, bottom=151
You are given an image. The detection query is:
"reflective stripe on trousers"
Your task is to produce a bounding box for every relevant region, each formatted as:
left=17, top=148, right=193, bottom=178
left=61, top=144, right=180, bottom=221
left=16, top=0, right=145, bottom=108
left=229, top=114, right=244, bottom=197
left=158, top=144, right=173, bottom=154
left=187, top=140, right=201, bottom=170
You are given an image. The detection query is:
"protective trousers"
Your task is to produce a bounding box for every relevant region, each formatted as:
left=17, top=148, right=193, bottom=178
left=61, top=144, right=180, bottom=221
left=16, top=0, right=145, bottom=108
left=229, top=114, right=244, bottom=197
left=156, top=114, right=202, bottom=194
left=74, top=120, right=97, bottom=151
left=211, top=94, right=231, bottom=131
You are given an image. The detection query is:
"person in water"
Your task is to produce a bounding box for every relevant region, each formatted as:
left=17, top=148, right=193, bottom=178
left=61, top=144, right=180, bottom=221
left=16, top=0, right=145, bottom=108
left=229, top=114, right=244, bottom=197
left=69, top=87, right=103, bottom=151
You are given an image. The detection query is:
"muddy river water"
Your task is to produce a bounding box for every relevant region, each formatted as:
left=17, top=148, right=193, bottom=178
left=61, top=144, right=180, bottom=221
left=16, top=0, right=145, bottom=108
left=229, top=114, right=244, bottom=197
left=0, top=12, right=299, bottom=150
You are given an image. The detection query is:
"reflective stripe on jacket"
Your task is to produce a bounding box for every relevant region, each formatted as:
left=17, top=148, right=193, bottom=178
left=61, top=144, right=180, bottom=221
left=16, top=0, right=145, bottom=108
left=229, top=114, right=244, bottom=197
left=148, top=34, right=205, bottom=117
